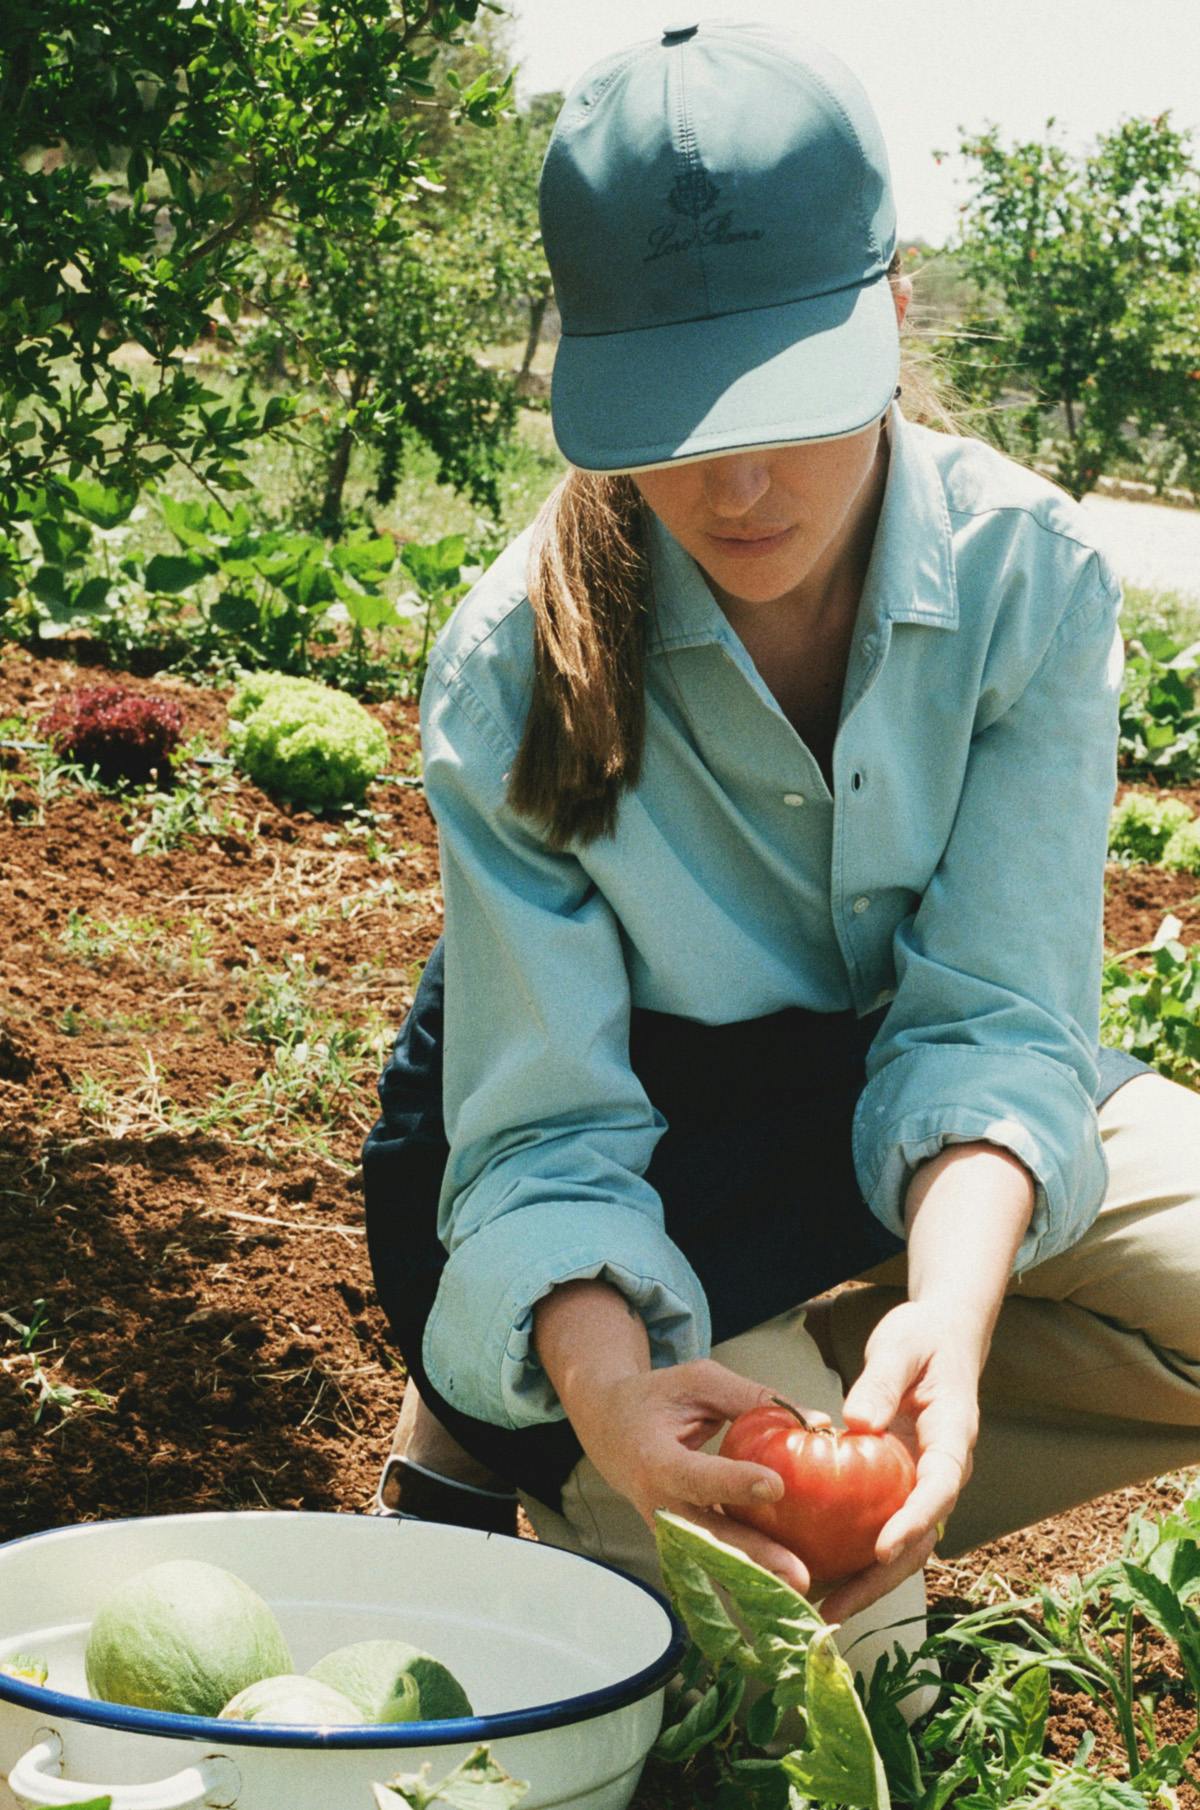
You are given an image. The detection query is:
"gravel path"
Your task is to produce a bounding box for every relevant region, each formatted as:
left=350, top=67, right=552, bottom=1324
left=1079, top=493, right=1200, bottom=602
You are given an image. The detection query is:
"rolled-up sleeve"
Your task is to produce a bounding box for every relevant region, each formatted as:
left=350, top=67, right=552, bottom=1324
left=853, top=556, right=1125, bottom=1271
left=418, top=663, right=711, bottom=1431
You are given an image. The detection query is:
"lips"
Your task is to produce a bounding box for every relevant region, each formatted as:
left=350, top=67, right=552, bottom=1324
left=705, top=525, right=795, bottom=556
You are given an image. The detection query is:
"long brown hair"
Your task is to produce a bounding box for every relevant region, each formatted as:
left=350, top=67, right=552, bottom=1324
left=507, top=254, right=964, bottom=849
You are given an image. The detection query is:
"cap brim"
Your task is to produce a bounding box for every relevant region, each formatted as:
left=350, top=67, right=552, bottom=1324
left=550, top=275, right=899, bottom=473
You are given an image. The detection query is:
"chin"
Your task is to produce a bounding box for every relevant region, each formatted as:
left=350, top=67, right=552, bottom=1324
left=713, top=563, right=807, bottom=605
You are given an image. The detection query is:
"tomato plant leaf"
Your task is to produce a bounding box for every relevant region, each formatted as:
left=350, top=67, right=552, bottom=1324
left=1107, top=1558, right=1200, bottom=1700
left=780, top=1628, right=891, bottom=1809
left=859, top=1648, right=929, bottom=1801
left=652, top=1663, right=744, bottom=1764
left=744, top=1681, right=786, bottom=1749
left=714, top=1755, right=793, bottom=1808
left=1004, top=1663, right=1050, bottom=1762
left=654, top=1512, right=760, bottom=1674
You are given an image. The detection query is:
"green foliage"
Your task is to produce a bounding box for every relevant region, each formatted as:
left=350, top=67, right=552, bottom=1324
left=373, top=1744, right=528, bottom=1809
left=227, top=671, right=388, bottom=810
left=1161, top=816, right=1200, bottom=873
left=1117, top=628, right=1200, bottom=779
left=247, top=220, right=520, bottom=540
left=432, top=60, right=560, bottom=371
left=937, top=115, right=1200, bottom=497
left=0, top=0, right=509, bottom=614
left=1107, top=791, right=1193, bottom=861
left=31, top=1801, right=111, bottom=1810
left=653, top=1512, right=888, bottom=1807
left=648, top=1487, right=1200, bottom=1810
left=1101, top=935, right=1200, bottom=1086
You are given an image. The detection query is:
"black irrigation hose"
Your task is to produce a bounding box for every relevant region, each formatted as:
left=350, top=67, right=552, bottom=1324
left=0, top=739, right=425, bottom=789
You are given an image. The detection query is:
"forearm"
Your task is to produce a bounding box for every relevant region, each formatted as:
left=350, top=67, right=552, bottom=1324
left=903, top=1140, right=1035, bottom=1362
left=533, top=1278, right=650, bottom=1420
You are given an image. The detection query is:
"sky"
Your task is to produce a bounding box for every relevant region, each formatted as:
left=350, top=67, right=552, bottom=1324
left=505, top=0, right=1200, bottom=248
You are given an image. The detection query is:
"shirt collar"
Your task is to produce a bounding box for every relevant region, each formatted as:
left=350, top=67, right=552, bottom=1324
left=645, top=401, right=959, bottom=655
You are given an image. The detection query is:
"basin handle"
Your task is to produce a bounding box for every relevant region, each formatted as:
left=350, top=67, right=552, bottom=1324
left=8, top=1729, right=241, bottom=1808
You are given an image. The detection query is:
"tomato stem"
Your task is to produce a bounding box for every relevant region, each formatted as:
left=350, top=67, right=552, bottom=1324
left=768, top=1395, right=835, bottom=1435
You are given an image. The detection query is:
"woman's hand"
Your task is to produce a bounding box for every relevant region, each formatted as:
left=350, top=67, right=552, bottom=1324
left=533, top=1278, right=826, bottom=1593
left=813, top=1298, right=981, bottom=1623
left=811, top=1140, right=1034, bottom=1624
left=566, top=1355, right=829, bottom=1595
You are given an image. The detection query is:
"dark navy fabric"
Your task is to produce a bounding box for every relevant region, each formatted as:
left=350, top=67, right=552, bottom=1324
left=362, top=937, right=1153, bottom=1512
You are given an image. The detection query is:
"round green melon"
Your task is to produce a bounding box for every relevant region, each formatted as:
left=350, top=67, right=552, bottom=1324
left=220, top=1673, right=363, bottom=1725
left=85, top=1558, right=292, bottom=1717
left=308, top=1639, right=472, bottom=1722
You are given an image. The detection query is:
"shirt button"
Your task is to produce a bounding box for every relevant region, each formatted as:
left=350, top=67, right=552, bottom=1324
left=782, top=792, right=806, bottom=807
left=852, top=895, right=871, bottom=914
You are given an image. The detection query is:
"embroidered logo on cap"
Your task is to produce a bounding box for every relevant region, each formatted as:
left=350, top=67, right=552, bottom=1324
left=646, top=166, right=764, bottom=262
left=666, top=169, right=719, bottom=217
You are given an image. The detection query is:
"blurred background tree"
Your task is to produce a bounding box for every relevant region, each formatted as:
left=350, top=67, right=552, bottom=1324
left=0, top=0, right=513, bottom=625
left=937, top=114, right=1200, bottom=499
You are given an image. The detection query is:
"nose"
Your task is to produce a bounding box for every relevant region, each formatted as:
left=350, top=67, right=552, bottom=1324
left=702, top=452, right=772, bottom=518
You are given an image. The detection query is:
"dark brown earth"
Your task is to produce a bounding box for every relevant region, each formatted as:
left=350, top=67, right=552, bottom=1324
left=0, top=642, right=1196, bottom=1805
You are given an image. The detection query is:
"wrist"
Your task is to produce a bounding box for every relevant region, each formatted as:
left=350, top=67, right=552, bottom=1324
left=533, top=1278, right=650, bottom=1416
left=903, top=1140, right=1035, bottom=1346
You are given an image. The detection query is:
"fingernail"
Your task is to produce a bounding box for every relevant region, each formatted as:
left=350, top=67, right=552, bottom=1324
left=751, top=1478, right=780, bottom=1502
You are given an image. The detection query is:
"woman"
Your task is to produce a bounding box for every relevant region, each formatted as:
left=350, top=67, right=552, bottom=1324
left=363, top=19, right=1200, bottom=1674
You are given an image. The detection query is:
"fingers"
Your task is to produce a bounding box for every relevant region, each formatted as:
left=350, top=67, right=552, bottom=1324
left=874, top=1443, right=966, bottom=1562
left=659, top=1499, right=812, bottom=1597
left=663, top=1444, right=785, bottom=1512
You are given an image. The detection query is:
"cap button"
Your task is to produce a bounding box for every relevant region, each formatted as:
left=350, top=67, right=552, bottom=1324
left=662, top=22, right=699, bottom=43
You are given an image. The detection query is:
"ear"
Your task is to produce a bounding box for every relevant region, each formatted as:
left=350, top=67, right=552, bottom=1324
left=893, top=275, right=914, bottom=331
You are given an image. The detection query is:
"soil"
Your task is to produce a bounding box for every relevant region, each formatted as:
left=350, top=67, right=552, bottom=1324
left=1, top=642, right=1197, bottom=1805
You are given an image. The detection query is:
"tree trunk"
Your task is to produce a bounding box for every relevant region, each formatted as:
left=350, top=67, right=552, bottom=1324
left=319, top=368, right=371, bottom=538
left=519, top=283, right=552, bottom=380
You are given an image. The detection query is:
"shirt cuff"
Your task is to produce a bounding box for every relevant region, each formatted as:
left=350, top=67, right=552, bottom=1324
left=852, top=1044, right=1109, bottom=1272
left=421, top=1203, right=713, bottom=1429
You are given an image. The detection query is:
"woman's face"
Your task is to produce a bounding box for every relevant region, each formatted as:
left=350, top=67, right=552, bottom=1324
left=631, top=425, right=887, bottom=608
left=631, top=278, right=912, bottom=609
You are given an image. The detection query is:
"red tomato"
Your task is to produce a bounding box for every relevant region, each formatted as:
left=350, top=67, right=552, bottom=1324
left=719, top=1398, right=916, bottom=1584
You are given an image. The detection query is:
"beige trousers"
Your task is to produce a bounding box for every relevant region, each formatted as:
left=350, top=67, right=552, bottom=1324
left=521, top=1071, right=1200, bottom=1690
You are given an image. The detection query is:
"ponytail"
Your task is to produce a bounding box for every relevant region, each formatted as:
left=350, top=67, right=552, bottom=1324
left=506, top=469, right=650, bottom=849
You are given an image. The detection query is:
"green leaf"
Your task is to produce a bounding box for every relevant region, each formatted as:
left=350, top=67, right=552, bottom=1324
left=209, top=592, right=260, bottom=633
left=159, top=495, right=216, bottom=549
left=72, top=575, right=113, bottom=616
left=714, top=1756, right=792, bottom=1809
left=652, top=1665, right=744, bottom=1764
left=63, top=478, right=138, bottom=529
left=780, top=1628, right=891, bottom=1810
left=339, top=590, right=399, bottom=632
left=374, top=1742, right=528, bottom=1809
left=261, top=395, right=295, bottom=429
left=335, top=534, right=396, bottom=575
left=744, top=1683, right=786, bottom=1749
left=655, top=1522, right=757, bottom=1674
left=654, top=1512, right=824, bottom=1711
left=401, top=534, right=466, bottom=590
left=1004, top=1663, right=1050, bottom=1761
left=144, top=551, right=212, bottom=594
left=30, top=1800, right=112, bottom=1809
left=31, top=565, right=66, bottom=604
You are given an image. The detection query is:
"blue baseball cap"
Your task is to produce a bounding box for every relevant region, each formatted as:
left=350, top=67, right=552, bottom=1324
left=539, top=19, right=899, bottom=472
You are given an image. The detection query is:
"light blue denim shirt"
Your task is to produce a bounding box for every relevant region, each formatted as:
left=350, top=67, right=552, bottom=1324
left=418, top=402, right=1125, bottom=1431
